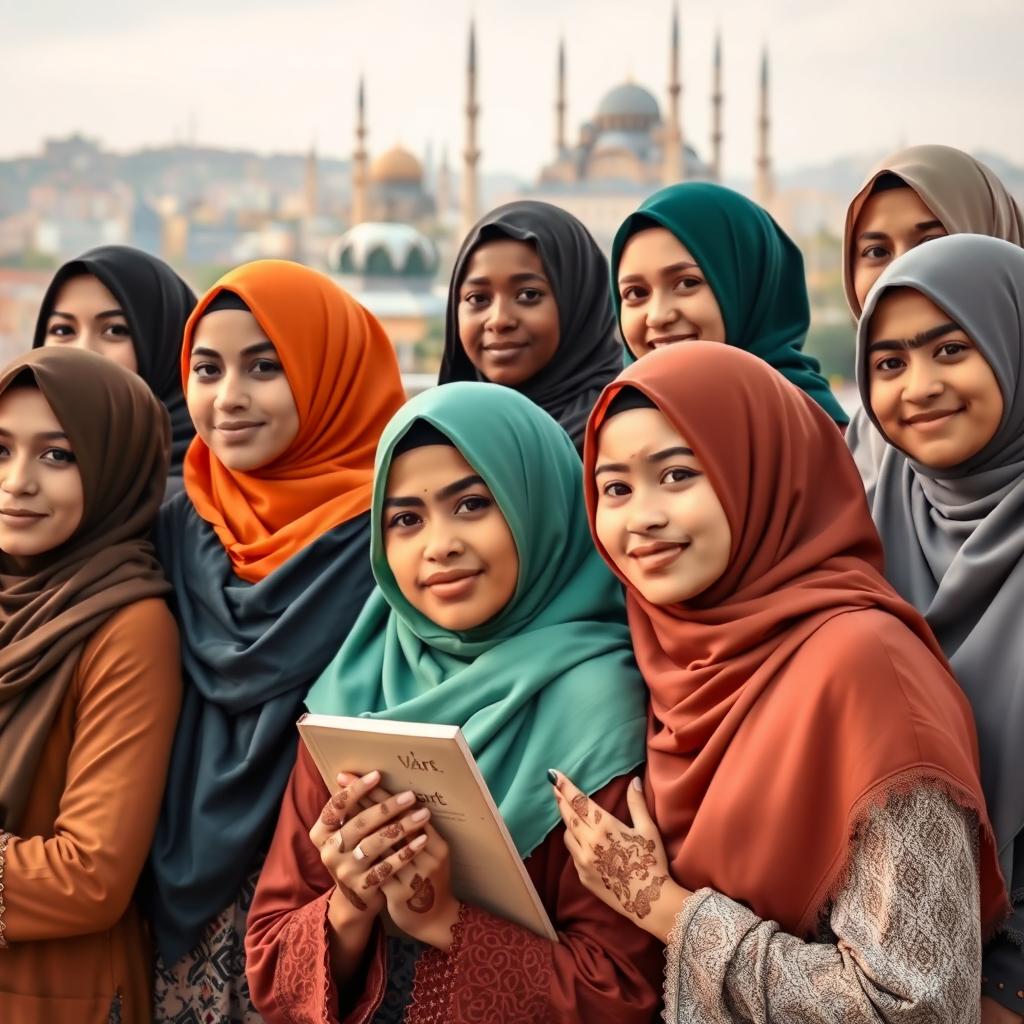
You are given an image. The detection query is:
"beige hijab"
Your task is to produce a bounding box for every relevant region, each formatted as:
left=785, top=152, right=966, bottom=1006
left=843, top=144, right=1024, bottom=316
left=0, top=348, right=171, bottom=831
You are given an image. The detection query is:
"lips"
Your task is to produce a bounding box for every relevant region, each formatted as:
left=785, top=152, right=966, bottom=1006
left=901, top=407, right=964, bottom=429
left=628, top=540, right=688, bottom=571
left=421, top=568, right=482, bottom=600
left=0, top=507, right=46, bottom=528
left=647, top=334, right=697, bottom=349
left=216, top=420, right=264, bottom=431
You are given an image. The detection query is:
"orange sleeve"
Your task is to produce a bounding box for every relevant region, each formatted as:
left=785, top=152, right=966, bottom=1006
left=2, top=598, right=182, bottom=941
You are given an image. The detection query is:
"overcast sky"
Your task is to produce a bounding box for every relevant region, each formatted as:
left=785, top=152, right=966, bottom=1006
left=3, top=0, right=1022, bottom=180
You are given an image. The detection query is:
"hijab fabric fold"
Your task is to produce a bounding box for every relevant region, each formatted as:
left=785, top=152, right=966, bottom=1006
left=143, top=261, right=405, bottom=962
left=583, top=342, right=1005, bottom=937
left=439, top=201, right=623, bottom=450
left=33, top=246, right=197, bottom=483
left=306, top=382, right=647, bottom=858
left=843, top=145, right=1024, bottom=318
left=855, top=234, right=1024, bottom=898
left=0, top=347, right=170, bottom=831
left=610, top=182, right=848, bottom=425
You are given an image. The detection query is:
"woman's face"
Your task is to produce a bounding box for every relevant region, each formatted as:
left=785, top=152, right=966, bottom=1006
left=867, top=287, right=1003, bottom=469
left=383, top=443, right=519, bottom=631
left=851, top=185, right=947, bottom=311
left=42, top=274, right=139, bottom=374
left=593, top=405, right=731, bottom=605
left=186, top=309, right=300, bottom=472
left=617, top=227, right=726, bottom=360
left=0, top=386, right=84, bottom=565
left=457, top=239, right=560, bottom=388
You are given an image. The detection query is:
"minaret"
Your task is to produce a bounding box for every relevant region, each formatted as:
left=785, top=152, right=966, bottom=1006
left=755, top=46, right=773, bottom=207
left=437, top=143, right=452, bottom=217
left=461, top=21, right=481, bottom=240
left=710, top=32, right=723, bottom=182
left=662, top=3, right=684, bottom=185
left=555, top=37, right=566, bottom=157
left=304, top=140, right=318, bottom=218
left=351, top=76, right=369, bottom=226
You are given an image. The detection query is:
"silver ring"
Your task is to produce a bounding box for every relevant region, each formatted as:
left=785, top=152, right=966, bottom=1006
left=353, top=842, right=367, bottom=862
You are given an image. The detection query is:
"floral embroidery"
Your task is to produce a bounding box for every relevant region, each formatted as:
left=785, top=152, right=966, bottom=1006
left=0, top=830, right=10, bottom=950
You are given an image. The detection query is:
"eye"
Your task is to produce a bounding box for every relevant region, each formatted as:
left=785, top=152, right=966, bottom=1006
left=661, top=467, right=698, bottom=485
left=462, top=292, right=490, bottom=308
left=874, top=356, right=905, bottom=373
left=674, top=275, right=705, bottom=292
left=47, top=323, right=74, bottom=339
left=41, top=447, right=76, bottom=465
left=191, top=362, right=220, bottom=379
left=516, top=287, right=544, bottom=303
left=251, top=358, right=283, bottom=377
left=620, top=285, right=649, bottom=303
left=601, top=481, right=631, bottom=498
left=916, top=232, right=947, bottom=247
left=0, top=444, right=9, bottom=458
left=104, top=322, right=132, bottom=339
left=455, top=495, right=491, bottom=514
left=860, top=245, right=890, bottom=260
left=388, top=511, right=422, bottom=529
left=936, top=341, right=969, bottom=359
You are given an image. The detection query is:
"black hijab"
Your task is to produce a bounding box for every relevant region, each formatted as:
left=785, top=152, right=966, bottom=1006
left=439, top=201, right=623, bottom=450
left=34, top=246, right=197, bottom=487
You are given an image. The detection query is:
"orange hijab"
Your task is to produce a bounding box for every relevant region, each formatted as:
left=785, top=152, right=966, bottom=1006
left=181, top=260, right=405, bottom=582
left=583, top=343, right=1007, bottom=937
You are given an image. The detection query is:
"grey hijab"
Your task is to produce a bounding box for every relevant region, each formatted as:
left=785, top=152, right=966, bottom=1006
left=855, top=233, right=1024, bottom=897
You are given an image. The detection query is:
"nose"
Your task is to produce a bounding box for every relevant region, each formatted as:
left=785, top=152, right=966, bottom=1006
left=645, top=290, right=681, bottom=331
left=485, top=294, right=518, bottom=333
left=900, top=359, right=944, bottom=404
left=213, top=369, right=251, bottom=413
left=0, top=453, right=38, bottom=497
left=626, top=495, right=669, bottom=535
left=422, top=521, right=465, bottom=563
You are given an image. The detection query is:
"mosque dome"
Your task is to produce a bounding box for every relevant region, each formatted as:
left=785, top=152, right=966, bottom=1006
left=329, top=221, right=439, bottom=278
left=369, top=145, right=424, bottom=185
left=595, top=83, right=661, bottom=127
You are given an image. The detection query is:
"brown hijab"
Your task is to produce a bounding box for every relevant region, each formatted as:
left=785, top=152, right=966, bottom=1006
left=0, top=347, right=171, bottom=831
left=583, top=342, right=1007, bottom=937
left=843, top=144, right=1024, bottom=317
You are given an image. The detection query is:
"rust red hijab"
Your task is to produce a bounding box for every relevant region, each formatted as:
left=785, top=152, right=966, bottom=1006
left=583, top=342, right=1006, bottom=937
left=181, top=260, right=405, bottom=582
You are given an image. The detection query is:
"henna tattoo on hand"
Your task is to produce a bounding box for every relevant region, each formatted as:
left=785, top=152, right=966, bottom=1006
left=398, top=843, right=418, bottom=863
left=321, top=788, right=350, bottom=830
left=570, top=793, right=590, bottom=822
left=339, top=883, right=367, bottom=912
left=362, top=861, right=394, bottom=890
left=407, top=874, right=436, bottom=914
left=591, top=830, right=664, bottom=919
left=380, top=823, right=403, bottom=840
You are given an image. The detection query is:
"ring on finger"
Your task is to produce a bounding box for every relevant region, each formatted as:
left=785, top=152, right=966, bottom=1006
left=353, top=841, right=367, bottom=862
left=334, top=831, right=345, bottom=851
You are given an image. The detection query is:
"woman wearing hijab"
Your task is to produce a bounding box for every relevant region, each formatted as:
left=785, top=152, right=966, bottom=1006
left=856, top=234, right=1024, bottom=1023
left=554, top=341, right=1006, bottom=1021
left=611, top=181, right=848, bottom=426
left=34, top=246, right=198, bottom=497
left=0, top=347, right=181, bottom=1024
left=438, top=200, right=623, bottom=452
left=244, top=383, right=660, bottom=1023
left=139, top=260, right=405, bottom=1023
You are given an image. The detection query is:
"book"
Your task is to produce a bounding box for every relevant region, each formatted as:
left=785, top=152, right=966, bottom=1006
left=297, top=713, right=558, bottom=941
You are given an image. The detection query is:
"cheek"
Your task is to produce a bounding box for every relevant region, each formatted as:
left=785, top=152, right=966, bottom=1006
left=619, top=309, right=645, bottom=351
left=186, top=383, right=216, bottom=438
left=594, top=504, right=627, bottom=562
left=853, top=262, right=883, bottom=308
left=384, top=538, right=421, bottom=604
left=264, top=383, right=301, bottom=442
left=106, top=342, right=139, bottom=375
left=694, top=294, right=726, bottom=342
left=457, top=307, right=482, bottom=352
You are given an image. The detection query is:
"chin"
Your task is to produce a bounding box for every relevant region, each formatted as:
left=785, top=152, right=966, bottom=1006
left=626, top=573, right=707, bottom=607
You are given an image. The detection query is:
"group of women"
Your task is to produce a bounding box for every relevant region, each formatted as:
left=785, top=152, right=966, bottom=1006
left=1, top=142, right=1023, bottom=1024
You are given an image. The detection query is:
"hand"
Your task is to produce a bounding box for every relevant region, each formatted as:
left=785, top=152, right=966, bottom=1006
left=308, top=770, right=431, bottom=926
left=982, top=996, right=1024, bottom=1024
left=551, top=770, right=688, bottom=943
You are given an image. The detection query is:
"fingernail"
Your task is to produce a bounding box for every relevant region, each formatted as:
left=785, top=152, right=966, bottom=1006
left=546, top=769, right=559, bottom=786
left=631, top=776, right=643, bottom=791
left=361, top=770, right=380, bottom=786
left=397, top=791, right=416, bottom=806
left=412, top=834, right=428, bottom=848
left=410, top=808, right=430, bottom=823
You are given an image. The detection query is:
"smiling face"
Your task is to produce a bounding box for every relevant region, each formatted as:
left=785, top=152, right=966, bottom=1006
left=593, top=405, right=731, bottom=605
left=383, top=443, right=519, bottom=631
left=186, top=308, right=300, bottom=472
left=42, top=273, right=139, bottom=374
left=851, top=184, right=947, bottom=311
left=456, top=239, right=560, bottom=387
left=0, top=385, right=84, bottom=565
left=867, top=288, right=1003, bottom=469
left=617, top=227, right=726, bottom=360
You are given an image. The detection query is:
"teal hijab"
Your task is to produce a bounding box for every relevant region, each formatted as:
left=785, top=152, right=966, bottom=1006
left=306, top=382, right=647, bottom=857
left=611, top=182, right=848, bottom=425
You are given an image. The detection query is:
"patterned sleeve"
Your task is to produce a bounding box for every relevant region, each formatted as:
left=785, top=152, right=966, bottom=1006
left=663, top=786, right=981, bottom=1024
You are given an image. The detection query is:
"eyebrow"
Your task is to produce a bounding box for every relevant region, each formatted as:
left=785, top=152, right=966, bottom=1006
left=50, top=308, right=125, bottom=321
left=857, top=220, right=944, bottom=243
left=382, top=474, right=487, bottom=509
left=0, top=428, right=69, bottom=442
left=462, top=272, right=548, bottom=287
left=594, top=446, right=695, bottom=475
left=868, top=321, right=962, bottom=353
left=618, top=261, right=698, bottom=285
left=191, top=341, right=276, bottom=359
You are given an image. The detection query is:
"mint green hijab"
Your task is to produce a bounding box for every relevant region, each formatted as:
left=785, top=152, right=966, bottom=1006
left=612, top=182, right=848, bottom=425
left=305, top=382, right=647, bottom=857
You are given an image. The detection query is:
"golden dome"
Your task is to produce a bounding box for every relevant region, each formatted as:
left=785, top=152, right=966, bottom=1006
left=369, top=145, right=423, bottom=184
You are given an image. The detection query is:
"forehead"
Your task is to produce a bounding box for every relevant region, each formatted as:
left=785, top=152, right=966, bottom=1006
left=191, top=308, right=272, bottom=353
left=868, top=288, right=951, bottom=339
left=52, top=273, right=120, bottom=312
left=385, top=442, right=477, bottom=493
left=596, top=405, right=689, bottom=458
left=618, top=226, right=697, bottom=276
left=856, top=186, right=940, bottom=235
left=463, top=238, right=544, bottom=279
left=0, top=385, right=63, bottom=430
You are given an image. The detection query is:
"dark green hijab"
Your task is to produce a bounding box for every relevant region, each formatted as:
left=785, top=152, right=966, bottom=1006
left=611, top=183, right=848, bottom=425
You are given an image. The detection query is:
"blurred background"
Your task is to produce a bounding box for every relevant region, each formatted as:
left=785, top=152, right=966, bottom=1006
left=2, top=0, right=1022, bottom=405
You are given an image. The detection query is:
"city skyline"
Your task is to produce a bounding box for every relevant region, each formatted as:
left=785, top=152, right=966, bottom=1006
left=4, top=0, right=1023, bottom=180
